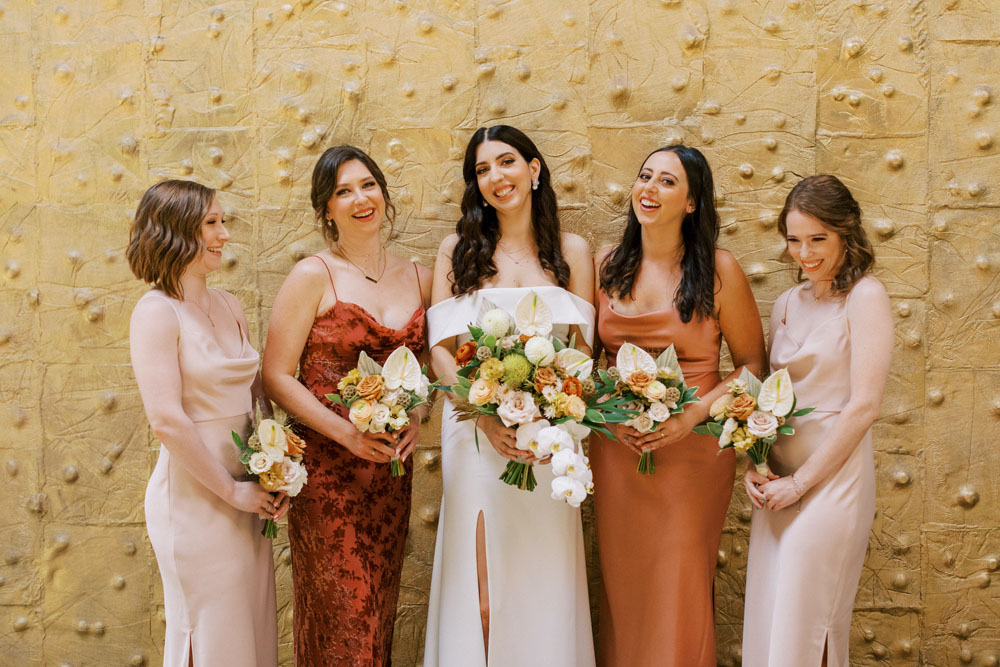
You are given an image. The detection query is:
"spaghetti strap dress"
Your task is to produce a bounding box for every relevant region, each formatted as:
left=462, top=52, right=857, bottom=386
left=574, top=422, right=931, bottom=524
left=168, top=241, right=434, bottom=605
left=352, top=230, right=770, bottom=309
left=288, top=255, right=426, bottom=667
left=423, top=285, right=597, bottom=667
left=141, top=289, right=278, bottom=667
left=590, top=290, right=733, bottom=667
left=741, top=278, right=877, bottom=667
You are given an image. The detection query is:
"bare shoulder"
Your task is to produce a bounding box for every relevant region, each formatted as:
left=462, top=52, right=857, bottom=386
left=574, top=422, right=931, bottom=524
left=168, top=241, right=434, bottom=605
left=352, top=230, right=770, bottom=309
left=215, top=288, right=244, bottom=312
left=714, top=248, right=744, bottom=277
left=437, top=233, right=459, bottom=260
left=132, top=292, right=176, bottom=324
left=560, top=232, right=591, bottom=258
left=847, top=275, right=889, bottom=308
left=594, top=244, right=617, bottom=266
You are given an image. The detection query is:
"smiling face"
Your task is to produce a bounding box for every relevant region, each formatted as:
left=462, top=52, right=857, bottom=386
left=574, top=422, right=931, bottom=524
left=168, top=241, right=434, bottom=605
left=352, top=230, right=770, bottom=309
left=195, top=195, right=228, bottom=274
left=474, top=139, right=540, bottom=213
left=631, top=150, right=694, bottom=226
left=325, top=159, right=386, bottom=234
left=784, top=208, right=845, bottom=283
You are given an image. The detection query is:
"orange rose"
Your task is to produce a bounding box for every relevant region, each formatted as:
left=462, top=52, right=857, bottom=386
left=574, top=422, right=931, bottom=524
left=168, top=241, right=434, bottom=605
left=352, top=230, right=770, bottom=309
left=285, top=430, right=307, bottom=456
left=455, top=341, right=477, bottom=365
left=561, top=376, right=583, bottom=397
left=533, top=367, right=560, bottom=394
left=519, top=334, right=532, bottom=343
left=625, top=370, right=655, bottom=394
left=356, top=374, right=385, bottom=401
left=730, top=393, right=757, bottom=421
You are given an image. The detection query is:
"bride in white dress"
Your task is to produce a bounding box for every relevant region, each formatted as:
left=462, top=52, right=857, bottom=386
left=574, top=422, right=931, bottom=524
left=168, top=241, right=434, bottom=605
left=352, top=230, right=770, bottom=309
left=424, top=125, right=597, bottom=667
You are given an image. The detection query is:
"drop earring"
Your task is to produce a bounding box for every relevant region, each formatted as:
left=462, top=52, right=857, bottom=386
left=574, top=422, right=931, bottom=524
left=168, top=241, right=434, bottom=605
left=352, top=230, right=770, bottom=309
left=531, top=177, right=539, bottom=191
left=482, top=198, right=490, bottom=207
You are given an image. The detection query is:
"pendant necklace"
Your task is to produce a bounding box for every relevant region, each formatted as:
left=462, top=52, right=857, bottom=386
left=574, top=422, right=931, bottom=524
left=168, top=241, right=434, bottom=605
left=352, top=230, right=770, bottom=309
left=336, top=246, right=386, bottom=283
left=497, top=242, right=534, bottom=265
left=193, top=292, right=215, bottom=327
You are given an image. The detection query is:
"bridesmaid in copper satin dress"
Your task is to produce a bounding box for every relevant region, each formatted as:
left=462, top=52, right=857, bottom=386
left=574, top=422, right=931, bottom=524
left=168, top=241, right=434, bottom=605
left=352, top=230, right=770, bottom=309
left=742, top=176, right=892, bottom=667
left=263, top=146, right=431, bottom=666
left=591, top=146, right=767, bottom=667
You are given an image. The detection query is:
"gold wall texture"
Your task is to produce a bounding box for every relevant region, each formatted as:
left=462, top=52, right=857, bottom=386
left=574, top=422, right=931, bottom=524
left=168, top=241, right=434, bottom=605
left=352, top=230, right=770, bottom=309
left=1, top=1, right=999, bottom=665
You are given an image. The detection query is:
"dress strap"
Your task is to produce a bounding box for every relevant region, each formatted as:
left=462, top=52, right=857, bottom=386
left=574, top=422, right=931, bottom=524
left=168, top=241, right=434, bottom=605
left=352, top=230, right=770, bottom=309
left=412, top=262, right=423, bottom=299
left=215, top=289, right=247, bottom=345
left=312, top=254, right=338, bottom=300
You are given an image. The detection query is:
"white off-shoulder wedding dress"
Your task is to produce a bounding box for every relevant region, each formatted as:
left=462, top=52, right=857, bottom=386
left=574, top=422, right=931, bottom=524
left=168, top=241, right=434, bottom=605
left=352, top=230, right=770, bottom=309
left=423, top=285, right=597, bottom=667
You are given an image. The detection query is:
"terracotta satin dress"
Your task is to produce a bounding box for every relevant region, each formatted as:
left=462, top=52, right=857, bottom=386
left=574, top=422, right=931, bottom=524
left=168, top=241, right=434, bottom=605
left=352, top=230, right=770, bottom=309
left=141, top=290, right=278, bottom=667
left=288, top=256, right=426, bottom=666
left=742, top=279, right=877, bottom=667
left=591, top=290, right=734, bottom=667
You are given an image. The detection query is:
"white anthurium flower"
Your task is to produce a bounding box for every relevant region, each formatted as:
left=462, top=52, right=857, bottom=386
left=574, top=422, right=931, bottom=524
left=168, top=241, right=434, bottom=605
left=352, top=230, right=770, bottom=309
left=758, top=368, right=795, bottom=417
left=382, top=346, right=421, bottom=391
left=415, top=373, right=430, bottom=399
left=616, top=342, right=657, bottom=379
left=554, top=348, right=593, bottom=379
left=718, top=417, right=738, bottom=447
left=479, top=308, right=512, bottom=338
left=514, top=291, right=553, bottom=337
left=524, top=336, right=556, bottom=366
left=556, top=420, right=591, bottom=446
left=534, top=425, right=574, bottom=458
left=514, top=419, right=551, bottom=452
left=249, top=451, right=274, bottom=474
left=256, top=419, right=287, bottom=460
left=654, top=344, right=686, bottom=385
left=551, top=476, right=588, bottom=507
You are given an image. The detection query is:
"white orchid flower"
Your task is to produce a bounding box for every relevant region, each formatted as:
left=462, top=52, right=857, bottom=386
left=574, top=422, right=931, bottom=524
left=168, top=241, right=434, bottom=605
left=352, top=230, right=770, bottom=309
left=551, top=476, right=588, bottom=507
left=534, top=425, right=574, bottom=458
left=514, top=291, right=553, bottom=337
left=555, top=420, right=591, bottom=445
left=554, top=348, right=594, bottom=379
left=514, top=419, right=550, bottom=452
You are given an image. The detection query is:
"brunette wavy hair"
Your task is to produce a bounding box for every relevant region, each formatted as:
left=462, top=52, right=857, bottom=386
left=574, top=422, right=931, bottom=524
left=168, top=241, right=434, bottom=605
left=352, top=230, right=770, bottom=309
left=310, top=145, right=396, bottom=243
left=126, top=180, right=216, bottom=300
left=777, top=174, right=874, bottom=295
left=599, top=145, right=720, bottom=323
left=450, top=125, right=570, bottom=295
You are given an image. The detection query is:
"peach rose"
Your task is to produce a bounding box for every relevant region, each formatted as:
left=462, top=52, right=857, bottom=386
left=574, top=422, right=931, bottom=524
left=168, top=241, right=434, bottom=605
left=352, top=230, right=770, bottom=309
left=455, top=341, right=477, bottom=365
left=285, top=430, right=307, bottom=456
left=564, top=395, right=587, bottom=420
left=730, top=393, right=757, bottom=421
left=642, top=380, right=667, bottom=402
left=349, top=398, right=375, bottom=429
left=533, top=367, right=560, bottom=394
left=356, top=374, right=385, bottom=401
left=625, top=370, right=655, bottom=394
left=561, top=375, right=583, bottom=397
left=468, top=378, right=498, bottom=406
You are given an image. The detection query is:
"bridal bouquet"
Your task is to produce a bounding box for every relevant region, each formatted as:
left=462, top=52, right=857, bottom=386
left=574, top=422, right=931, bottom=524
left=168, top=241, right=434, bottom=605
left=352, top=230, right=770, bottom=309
left=326, top=346, right=430, bottom=477
left=232, top=418, right=308, bottom=539
left=693, top=367, right=814, bottom=475
left=441, top=291, right=630, bottom=494
left=593, top=343, right=700, bottom=474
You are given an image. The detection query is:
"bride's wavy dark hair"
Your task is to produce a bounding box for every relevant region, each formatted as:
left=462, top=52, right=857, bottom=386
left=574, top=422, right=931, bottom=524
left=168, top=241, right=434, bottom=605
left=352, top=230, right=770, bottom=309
left=599, top=145, right=720, bottom=323
left=450, top=125, right=570, bottom=296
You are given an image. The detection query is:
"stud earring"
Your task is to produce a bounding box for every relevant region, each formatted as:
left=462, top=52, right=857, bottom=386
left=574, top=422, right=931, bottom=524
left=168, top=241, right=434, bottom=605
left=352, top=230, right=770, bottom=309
left=482, top=198, right=490, bottom=207
left=531, top=177, right=539, bottom=191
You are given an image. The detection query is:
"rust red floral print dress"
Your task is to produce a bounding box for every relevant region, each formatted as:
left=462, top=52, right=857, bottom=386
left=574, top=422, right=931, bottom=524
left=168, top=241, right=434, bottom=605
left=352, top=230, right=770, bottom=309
left=289, top=257, right=426, bottom=666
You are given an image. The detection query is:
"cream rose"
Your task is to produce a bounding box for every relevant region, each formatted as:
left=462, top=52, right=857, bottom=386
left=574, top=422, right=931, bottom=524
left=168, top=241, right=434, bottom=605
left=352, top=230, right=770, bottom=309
left=746, top=410, right=779, bottom=439
left=468, top=378, right=498, bottom=406
left=496, top=391, right=540, bottom=427
left=277, top=459, right=308, bottom=496
left=647, top=401, right=672, bottom=423
left=349, top=399, right=375, bottom=431
left=370, top=403, right=391, bottom=433
left=642, top=380, right=667, bottom=402
left=249, top=451, right=274, bottom=474
left=709, top=393, right=735, bottom=420
left=633, top=412, right=654, bottom=433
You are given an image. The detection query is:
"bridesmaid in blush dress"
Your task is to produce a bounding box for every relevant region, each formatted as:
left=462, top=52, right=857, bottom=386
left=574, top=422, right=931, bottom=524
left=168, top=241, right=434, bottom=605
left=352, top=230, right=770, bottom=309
left=590, top=146, right=767, bottom=667
left=262, top=146, right=431, bottom=666
left=128, top=180, right=284, bottom=667
left=742, top=175, right=892, bottom=667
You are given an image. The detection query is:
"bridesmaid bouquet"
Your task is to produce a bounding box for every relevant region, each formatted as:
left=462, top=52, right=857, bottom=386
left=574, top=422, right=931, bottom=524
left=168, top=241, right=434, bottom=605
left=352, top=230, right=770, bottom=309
left=592, top=342, right=700, bottom=474
left=441, top=291, right=631, bottom=494
left=232, top=418, right=308, bottom=539
left=693, top=367, right=814, bottom=475
left=326, top=346, right=431, bottom=477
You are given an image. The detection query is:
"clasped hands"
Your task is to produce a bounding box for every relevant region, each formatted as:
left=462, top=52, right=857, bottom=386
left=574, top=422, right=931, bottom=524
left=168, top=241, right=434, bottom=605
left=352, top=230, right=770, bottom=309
left=347, top=411, right=422, bottom=464
left=744, top=465, right=803, bottom=512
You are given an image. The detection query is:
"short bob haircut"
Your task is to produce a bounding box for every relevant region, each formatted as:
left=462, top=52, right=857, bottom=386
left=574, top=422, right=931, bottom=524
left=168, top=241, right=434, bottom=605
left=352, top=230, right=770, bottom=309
left=777, top=174, right=874, bottom=295
left=126, top=180, right=216, bottom=300
left=310, top=145, right=396, bottom=243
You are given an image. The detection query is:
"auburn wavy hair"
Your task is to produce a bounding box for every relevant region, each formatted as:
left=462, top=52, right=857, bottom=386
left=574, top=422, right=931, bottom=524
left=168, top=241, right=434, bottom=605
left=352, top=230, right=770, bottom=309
left=450, top=125, right=569, bottom=295
left=310, top=145, right=396, bottom=243
left=126, top=180, right=216, bottom=299
left=599, top=145, right=720, bottom=323
left=777, top=174, right=874, bottom=295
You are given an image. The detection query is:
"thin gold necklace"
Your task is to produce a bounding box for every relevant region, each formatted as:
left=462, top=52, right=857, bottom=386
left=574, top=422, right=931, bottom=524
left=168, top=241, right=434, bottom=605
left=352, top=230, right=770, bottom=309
left=496, top=241, right=534, bottom=265
left=336, top=246, right=386, bottom=283
left=191, top=291, right=215, bottom=327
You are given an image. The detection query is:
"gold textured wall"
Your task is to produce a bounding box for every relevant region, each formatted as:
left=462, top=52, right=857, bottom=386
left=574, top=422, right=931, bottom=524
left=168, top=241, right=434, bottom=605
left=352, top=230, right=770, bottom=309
left=1, top=1, right=998, bottom=665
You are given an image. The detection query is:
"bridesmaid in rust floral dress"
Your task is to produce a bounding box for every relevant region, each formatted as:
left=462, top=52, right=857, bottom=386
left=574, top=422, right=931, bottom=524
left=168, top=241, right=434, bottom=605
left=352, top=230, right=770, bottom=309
left=263, top=146, right=431, bottom=666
